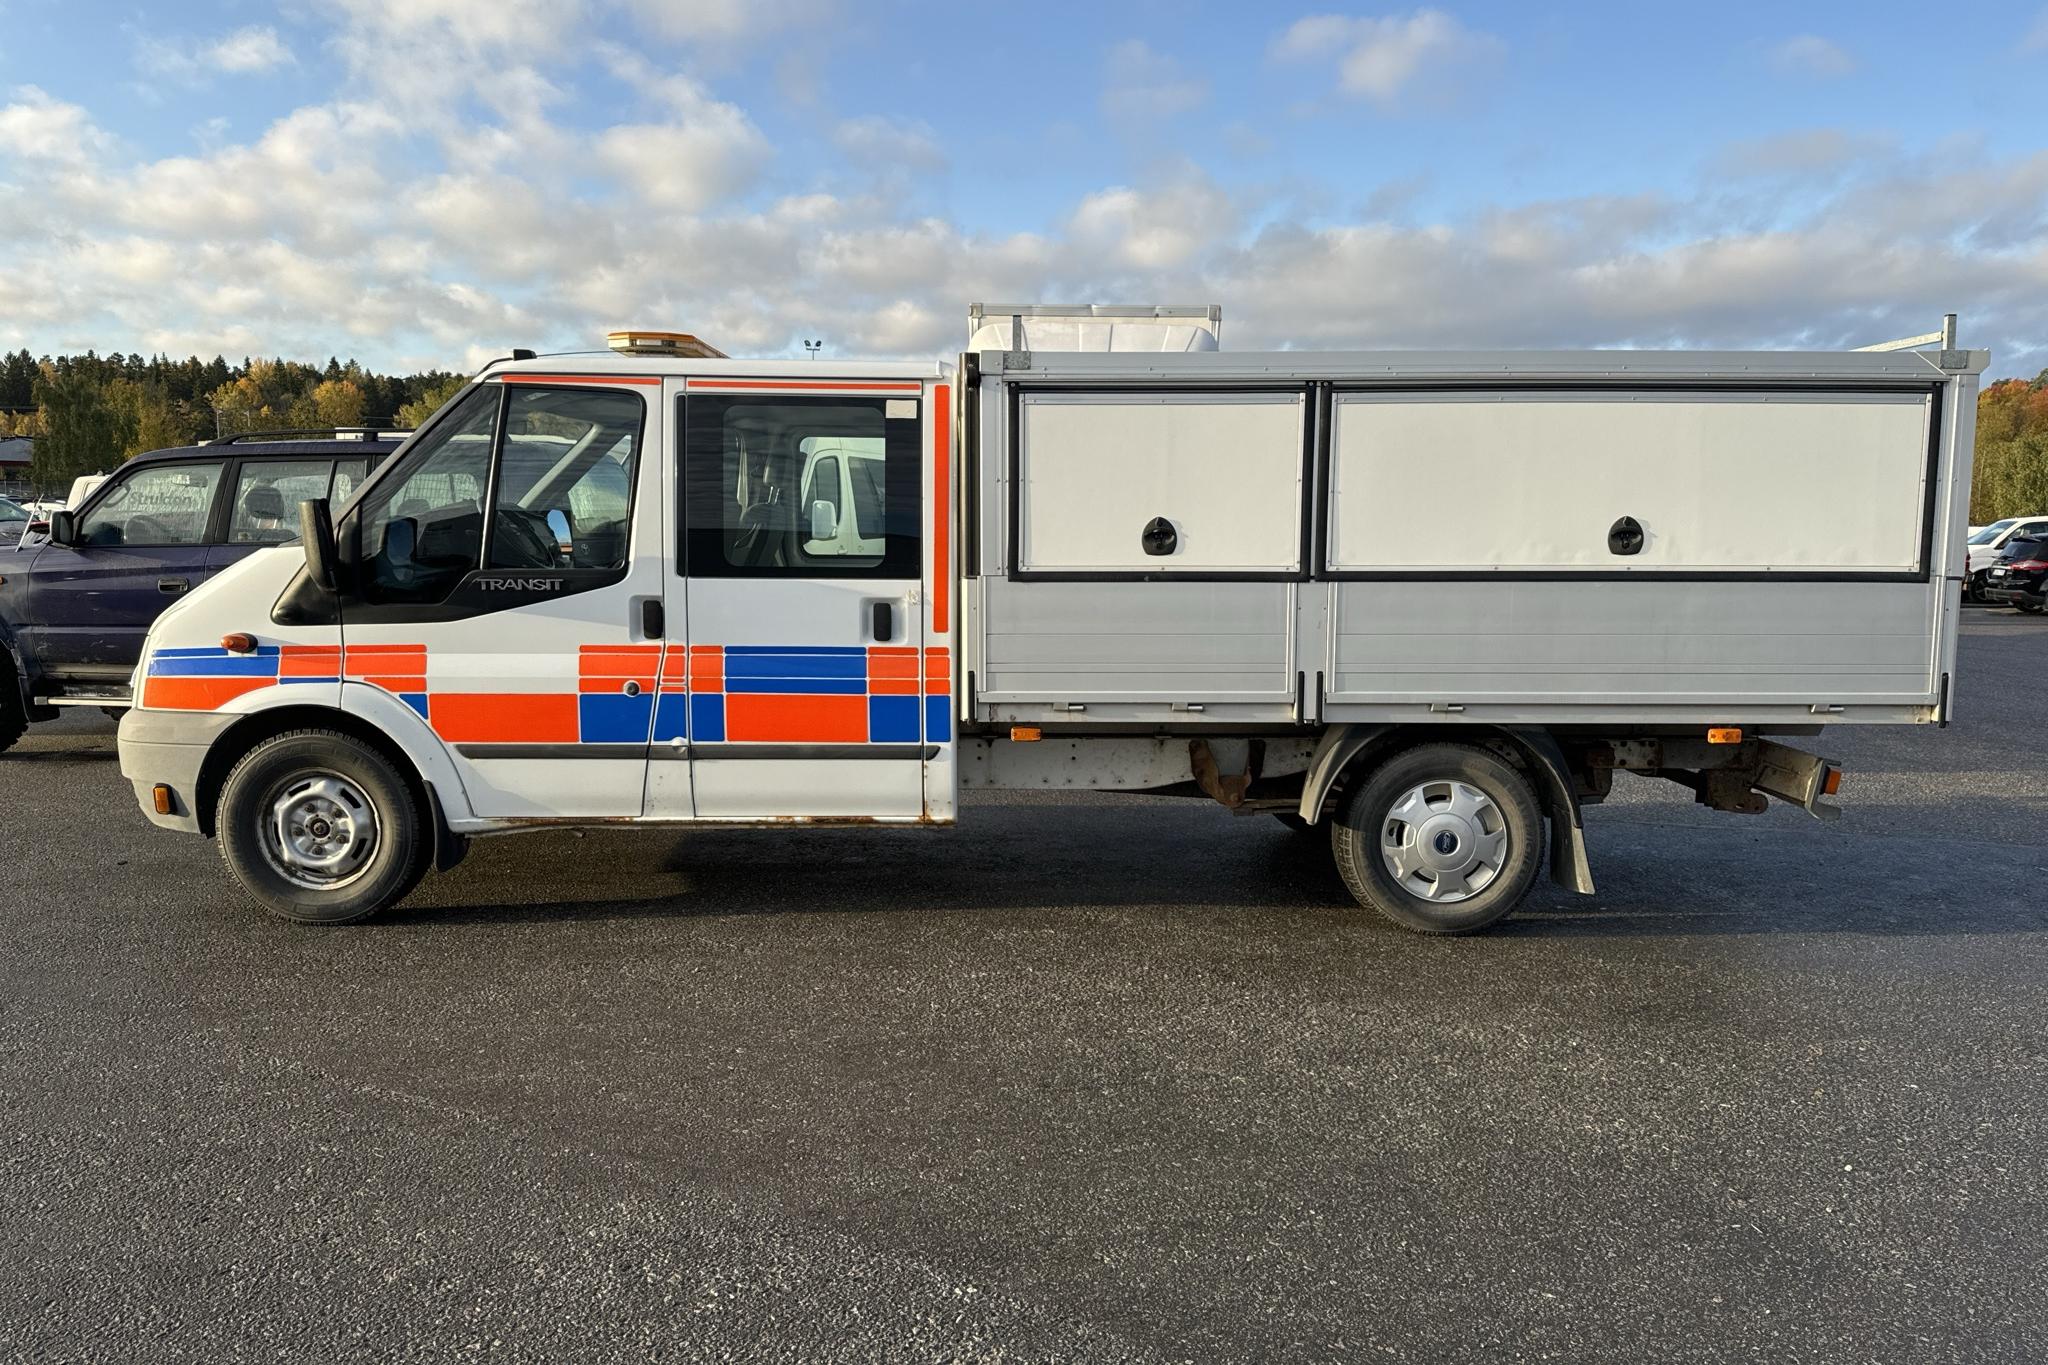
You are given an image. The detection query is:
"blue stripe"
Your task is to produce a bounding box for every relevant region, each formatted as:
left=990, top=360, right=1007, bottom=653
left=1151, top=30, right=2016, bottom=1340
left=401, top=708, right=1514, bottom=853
left=869, top=694, right=919, bottom=743
left=278, top=676, right=338, bottom=685
left=724, top=677, right=866, bottom=695
left=722, top=654, right=868, bottom=681
left=925, top=695, right=952, bottom=742
left=400, top=693, right=429, bottom=719
left=148, top=656, right=281, bottom=677
left=722, top=644, right=866, bottom=656
left=690, top=694, right=725, bottom=742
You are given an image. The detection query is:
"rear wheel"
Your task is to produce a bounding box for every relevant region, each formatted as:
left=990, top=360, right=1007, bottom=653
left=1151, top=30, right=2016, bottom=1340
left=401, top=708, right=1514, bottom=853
left=1330, top=743, right=1543, bottom=935
left=216, top=729, right=428, bottom=924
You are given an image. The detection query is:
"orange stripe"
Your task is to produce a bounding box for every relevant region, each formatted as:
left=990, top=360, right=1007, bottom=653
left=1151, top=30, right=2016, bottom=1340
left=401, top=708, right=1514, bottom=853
left=343, top=644, right=427, bottom=654
left=869, top=677, right=920, bottom=696
left=723, top=693, right=867, bottom=742
left=361, top=675, right=426, bottom=693
left=144, top=676, right=270, bottom=710
left=688, top=379, right=923, bottom=392
left=279, top=655, right=341, bottom=678
left=933, top=382, right=950, bottom=633
left=428, top=693, right=578, bottom=743
left=499, top=374, right=664, bottom=387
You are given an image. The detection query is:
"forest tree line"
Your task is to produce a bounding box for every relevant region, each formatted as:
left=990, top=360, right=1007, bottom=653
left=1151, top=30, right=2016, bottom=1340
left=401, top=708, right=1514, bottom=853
left=1973, top=370, right=2048, bottom=522
left=0, top=350, right=464, bottom=494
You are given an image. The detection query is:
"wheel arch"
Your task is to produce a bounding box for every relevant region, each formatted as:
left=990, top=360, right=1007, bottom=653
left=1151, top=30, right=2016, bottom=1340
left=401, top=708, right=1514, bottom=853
left=1297, top=722, right=1593, bottom=895
left=192, top=704, right=468, bottom=871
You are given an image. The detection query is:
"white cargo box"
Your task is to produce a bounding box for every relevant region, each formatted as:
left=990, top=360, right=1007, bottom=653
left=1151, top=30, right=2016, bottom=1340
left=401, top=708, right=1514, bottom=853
left=965, top=347, right=1981, bottom=730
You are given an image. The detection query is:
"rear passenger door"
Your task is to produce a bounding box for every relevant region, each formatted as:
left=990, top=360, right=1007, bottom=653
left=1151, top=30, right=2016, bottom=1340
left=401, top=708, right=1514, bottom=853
left=660, top=379, right=932, bottom=820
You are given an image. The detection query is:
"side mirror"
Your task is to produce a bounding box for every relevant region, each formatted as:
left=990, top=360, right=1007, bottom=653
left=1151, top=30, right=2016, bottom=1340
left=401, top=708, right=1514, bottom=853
left=809, top=499, right=838, bottom=543
left=299, top=498, right=338, bottom=592
left=47, top=510, right=76, bottom=546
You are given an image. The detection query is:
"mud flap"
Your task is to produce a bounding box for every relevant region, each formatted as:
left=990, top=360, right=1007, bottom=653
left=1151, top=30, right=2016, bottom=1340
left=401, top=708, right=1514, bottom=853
left=1505, top=727, right=1596, bottom=895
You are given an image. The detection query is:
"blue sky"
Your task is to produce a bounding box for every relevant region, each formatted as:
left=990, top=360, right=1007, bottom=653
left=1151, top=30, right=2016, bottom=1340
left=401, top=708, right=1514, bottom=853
left=1, top=1, right=2045, bottom=375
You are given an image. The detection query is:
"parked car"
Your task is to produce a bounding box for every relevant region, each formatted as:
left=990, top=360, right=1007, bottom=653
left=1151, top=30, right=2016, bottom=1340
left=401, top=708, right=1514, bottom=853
left=0, top=496, right=29, bottom=546
left=1965, top=515, right=2048, bottom=602
left=0, top=430, right=407, bottom=751
left=1984, top=534, right=2048, bottom=613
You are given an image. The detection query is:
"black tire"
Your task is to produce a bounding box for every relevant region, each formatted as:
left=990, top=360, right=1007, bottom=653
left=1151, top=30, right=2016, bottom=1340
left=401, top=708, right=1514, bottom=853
left=216, top=728, right=428, bottom=925
left=1330, top=742, right=1543, bottom=935
left=0, top=655, right=25, bottom=755
left=2018, top=601, right=2044, bottom=615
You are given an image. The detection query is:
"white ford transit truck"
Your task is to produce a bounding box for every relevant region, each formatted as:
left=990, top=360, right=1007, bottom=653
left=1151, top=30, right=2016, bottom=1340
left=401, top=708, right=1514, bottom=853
left=116, top=307, right=1984, bottom=933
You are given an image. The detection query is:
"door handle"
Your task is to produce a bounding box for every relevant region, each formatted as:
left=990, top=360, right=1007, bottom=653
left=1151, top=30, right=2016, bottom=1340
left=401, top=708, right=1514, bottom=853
left=158, top=577, right=189, bottom=596
left=870, top=600, right=893, bottom=642
left=640, top=598, right=664, bottom=639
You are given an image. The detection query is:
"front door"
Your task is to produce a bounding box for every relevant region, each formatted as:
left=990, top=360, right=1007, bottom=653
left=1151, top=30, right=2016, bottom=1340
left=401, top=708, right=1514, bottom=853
left=338, top=378, right=663, bottom=819
left=21, top=459, right=225, bottom=682
left=661, top=378, right=930, bottom=820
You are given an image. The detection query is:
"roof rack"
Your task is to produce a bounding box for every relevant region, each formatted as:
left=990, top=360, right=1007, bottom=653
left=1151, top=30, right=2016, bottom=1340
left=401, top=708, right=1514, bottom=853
left=203, top=427, right=413, bottom=446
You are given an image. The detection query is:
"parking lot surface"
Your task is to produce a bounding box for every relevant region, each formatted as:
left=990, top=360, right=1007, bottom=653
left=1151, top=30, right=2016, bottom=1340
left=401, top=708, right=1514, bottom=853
left=3, top=612, right=2045, bottom=1363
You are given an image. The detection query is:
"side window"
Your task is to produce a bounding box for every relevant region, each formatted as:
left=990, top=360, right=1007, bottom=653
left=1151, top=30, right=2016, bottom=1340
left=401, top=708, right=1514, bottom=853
left=352, top=387, right=497, bottom=605
left=228, top=460, right=335, bottom=545
left=331, top=458, right=369, bottom=507
left=488, top=388, right=643, bottom=572
left=78, top=463, right=223, bottom=547
left=683, top=394, right=920, bottom=577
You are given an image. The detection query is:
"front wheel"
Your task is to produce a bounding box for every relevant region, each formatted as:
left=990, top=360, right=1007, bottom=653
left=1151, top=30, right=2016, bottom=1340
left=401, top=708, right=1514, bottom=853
left=216, top=729, right=428, bottom=924
left=1330, top=743, right=1543, bottom=934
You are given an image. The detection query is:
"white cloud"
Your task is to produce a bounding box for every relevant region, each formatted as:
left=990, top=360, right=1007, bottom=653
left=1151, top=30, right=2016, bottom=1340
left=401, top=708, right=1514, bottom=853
left=2023, top=8, right=2048, bottom=52
left=1767, top=35, right=1857, bottom=79
left=831, top=116, right=946, bottom=173
left=1272, top=10, right=1503, bottom=107
left=3, top=13, right=2047, bottom=385
left=136, top=24, right=295, bottom=83
left=1102, top=40, right=1209, bottom=125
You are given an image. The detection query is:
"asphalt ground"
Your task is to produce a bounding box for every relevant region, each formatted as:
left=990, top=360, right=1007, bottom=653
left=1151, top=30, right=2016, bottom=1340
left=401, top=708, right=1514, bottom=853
left=2, top=610, right=2045, bottom=1363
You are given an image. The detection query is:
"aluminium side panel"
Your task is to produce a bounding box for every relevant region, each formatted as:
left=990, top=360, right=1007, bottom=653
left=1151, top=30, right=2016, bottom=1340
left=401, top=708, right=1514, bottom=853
left=1321, top=382, right=1953, bottom=723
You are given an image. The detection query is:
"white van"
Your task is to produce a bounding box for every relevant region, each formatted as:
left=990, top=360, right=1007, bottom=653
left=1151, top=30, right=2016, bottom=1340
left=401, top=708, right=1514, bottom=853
left=116, top=318, right=1984, bottom=934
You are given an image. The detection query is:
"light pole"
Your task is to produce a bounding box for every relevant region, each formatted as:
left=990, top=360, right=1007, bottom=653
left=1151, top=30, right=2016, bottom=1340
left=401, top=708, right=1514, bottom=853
left=803, top=339, right=823, bottom=359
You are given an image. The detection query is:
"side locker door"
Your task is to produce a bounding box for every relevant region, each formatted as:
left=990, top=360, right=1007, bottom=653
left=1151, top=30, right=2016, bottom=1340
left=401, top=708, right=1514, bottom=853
left=674, top=377, right=929, bottom=820
left=339, top=377, right=663, bottom=820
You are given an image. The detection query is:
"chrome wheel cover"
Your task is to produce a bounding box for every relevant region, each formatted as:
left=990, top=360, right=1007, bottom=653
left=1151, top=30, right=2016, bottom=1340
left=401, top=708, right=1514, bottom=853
left=263, top=771, right=379, bottom=891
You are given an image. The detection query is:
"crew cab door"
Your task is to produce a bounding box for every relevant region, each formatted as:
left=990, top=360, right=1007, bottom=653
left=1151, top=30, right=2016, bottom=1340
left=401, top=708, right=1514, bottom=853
left=338, top=378, right=663, bottom=820
left=19, top=459, right=225, bottom=684
left=655, top=377, right=938, bottom=820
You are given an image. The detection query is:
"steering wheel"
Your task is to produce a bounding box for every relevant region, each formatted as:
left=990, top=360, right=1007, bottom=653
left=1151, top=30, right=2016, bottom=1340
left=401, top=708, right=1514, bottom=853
left=124, top=516, right=175, bottom=544
left=492, top=507, right=565, bottom=569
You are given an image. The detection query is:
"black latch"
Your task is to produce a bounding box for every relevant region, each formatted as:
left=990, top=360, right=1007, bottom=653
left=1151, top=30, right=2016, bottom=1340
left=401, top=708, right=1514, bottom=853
left=1141, top=516, right=1178, bottom=556
left=1607, top=516, right=1644, bottom=556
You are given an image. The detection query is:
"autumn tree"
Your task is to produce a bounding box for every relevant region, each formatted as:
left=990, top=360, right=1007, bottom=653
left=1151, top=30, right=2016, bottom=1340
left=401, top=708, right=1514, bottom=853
left=396, top=376, right=465, bottom=430
left=31, top=369, right=122, bottom=491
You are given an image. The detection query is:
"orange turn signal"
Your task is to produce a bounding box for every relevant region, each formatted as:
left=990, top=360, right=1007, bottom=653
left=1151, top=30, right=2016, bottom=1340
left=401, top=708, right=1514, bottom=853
left=221, top=633, right=257, bottom=654
left=1823, top=768, right=1843, bottom=795
left=151, top=784, right=173, bottom=815
left=1010, top=725, right=1042, bottom=742
left=1706, top=727, right=1742, bottom=745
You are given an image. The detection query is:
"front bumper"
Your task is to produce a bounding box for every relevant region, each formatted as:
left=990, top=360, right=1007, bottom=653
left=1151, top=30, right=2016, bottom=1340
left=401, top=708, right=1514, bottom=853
left=117, top=708, right=240, bottom=833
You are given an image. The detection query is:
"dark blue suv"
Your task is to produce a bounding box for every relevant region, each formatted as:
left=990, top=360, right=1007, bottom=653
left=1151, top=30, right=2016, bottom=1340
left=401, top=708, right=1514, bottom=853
left=0, top=431, right=405, bottom=752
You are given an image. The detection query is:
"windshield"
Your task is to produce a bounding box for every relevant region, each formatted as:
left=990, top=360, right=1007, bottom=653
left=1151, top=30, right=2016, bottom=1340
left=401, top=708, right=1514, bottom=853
left=0, top=498, right=26, bottom=522
left=1969, top=519, right=2018, bottom=544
